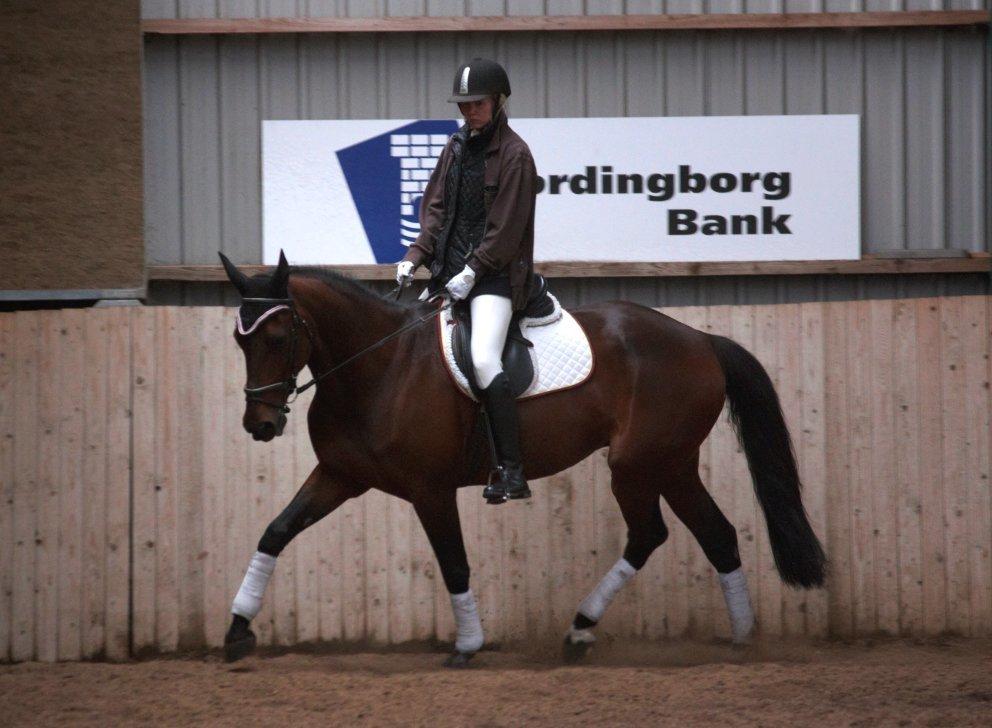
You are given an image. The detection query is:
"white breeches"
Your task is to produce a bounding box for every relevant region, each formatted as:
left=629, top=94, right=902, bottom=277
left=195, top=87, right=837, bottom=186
left=469, top=294, right=513, bottom=389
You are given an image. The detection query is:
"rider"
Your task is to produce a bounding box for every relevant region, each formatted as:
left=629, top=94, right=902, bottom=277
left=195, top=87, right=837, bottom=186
left=395, top=58, right=538, bottom=503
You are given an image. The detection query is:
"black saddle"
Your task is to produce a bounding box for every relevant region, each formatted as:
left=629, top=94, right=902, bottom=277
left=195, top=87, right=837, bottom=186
left=451, top=274, right=556, bottom=397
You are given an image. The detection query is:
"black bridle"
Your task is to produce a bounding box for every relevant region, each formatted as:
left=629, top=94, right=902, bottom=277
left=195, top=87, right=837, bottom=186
left=239, top=291, right=451, bottom=415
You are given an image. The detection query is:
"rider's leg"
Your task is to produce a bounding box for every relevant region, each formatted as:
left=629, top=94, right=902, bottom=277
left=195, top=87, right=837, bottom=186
left=469, top=294, right=531, bottom=502
left=469, top=293, right=513, bottom=389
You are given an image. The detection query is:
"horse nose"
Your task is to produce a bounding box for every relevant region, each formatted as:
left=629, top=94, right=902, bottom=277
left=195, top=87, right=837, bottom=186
left=249, top=420, right=277, bottom=441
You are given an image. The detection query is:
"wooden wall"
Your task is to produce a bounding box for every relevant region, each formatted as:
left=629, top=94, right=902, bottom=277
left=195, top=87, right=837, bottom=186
left=1, top=297, right=989, bottom=661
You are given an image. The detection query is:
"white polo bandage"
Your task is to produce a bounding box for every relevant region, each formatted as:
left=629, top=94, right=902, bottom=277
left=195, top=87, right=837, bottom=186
left=450, top=589, right=484, bottom=654
left=577, top=558, right=637, bottom=623
left=719, top=567, right=756, bottom=644
left=231, top=551, right=277, bottom=620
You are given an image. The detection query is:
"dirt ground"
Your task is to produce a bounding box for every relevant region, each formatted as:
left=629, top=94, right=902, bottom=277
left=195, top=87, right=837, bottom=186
left=2, top=637, right=990, bottom=727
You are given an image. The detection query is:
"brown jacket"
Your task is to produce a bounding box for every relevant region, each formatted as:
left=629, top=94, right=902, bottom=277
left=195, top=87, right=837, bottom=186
left=402, top=112, right=537, bottom=311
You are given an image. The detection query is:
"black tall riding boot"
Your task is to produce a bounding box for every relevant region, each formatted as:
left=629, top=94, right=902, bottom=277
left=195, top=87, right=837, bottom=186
left=479, top=372, right=532, bottom=504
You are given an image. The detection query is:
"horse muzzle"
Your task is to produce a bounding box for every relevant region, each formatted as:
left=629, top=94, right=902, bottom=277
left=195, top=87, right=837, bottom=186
left=245, top=411, right=288, bottom=441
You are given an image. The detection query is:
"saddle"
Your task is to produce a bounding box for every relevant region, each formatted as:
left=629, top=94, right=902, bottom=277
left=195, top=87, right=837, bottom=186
left=450, top=274, right=556, bottom=397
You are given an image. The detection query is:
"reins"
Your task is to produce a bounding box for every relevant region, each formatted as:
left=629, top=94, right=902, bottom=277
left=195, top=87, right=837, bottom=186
left=241, top=288, right=450, bottom=412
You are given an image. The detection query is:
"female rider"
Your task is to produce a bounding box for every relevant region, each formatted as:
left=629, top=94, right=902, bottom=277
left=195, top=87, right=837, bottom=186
left=395, top=58, right=538, bottom=504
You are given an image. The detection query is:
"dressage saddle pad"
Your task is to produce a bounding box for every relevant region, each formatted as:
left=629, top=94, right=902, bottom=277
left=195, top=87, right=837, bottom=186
left=438, top=291, right=594, bottom=401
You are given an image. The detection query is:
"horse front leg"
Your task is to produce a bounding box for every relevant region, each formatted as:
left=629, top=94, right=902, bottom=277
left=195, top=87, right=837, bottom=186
left=224, top=464, right=363, bottom=662
left=412, top=488, right=483, bottom=668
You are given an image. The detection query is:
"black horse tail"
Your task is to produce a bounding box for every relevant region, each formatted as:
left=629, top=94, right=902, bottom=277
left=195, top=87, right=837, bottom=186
left=708, top=334, right=827, bottom=588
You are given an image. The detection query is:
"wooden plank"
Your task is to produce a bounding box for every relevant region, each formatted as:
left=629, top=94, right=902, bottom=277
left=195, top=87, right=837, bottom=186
left=0, top=315, right=14, bottom=661
left=778, top=304, right=808, bottom=637
left=892, top=300, right=923, bottom=635
left=148, top=253, right=992, bottom=282
left=11, top=313, right=39, bottom=661
left=869, top=299, right=900, bottom=635
left=154, top=307, right=180, bottom=652
left=174, top=308, right=205, bottom=649
left=200, top=307, right=228, bottom=648
left=142, top=11, right=992, bottom=34
left=800, top=303, right=829, bottom=638
left=501, top=467, right=528, bottom=643
left=365, top=489, right=391, bottom=644
left=341, top=496, right=366, bottom=642
left=963, top=297, right=991, bottom=635
left=223, top=307, right=251, bottom=644
left=82, top=311, right=110, bottom=658
left=547, top=469, right=577, bottom=641
left=824, top=301, right=854, bottom=637
left=35, top=313, right=61, bottom=662
left=916, top=298, right=947, bottom=635
left=568, top=456, right=599, bottom=638
left=524, top=464, right=554, bottom=641
left=104, top=308, right=131, bottom=660
left=292, top=391, right=321, bottom=646
left=55, top=310, right=85, bottom=662
left=848, top=300, right=877, bottom=633
left=130, top=307, right=157, bottom=652
left=939, top=296, right=970, bottom=635
left=410, top=500, right=436, bottom=642
left=752, top=306, right=785, bottom=636
left=476, top=480, right=505, bottom=644
left=387, top=496, right=414, bottom=644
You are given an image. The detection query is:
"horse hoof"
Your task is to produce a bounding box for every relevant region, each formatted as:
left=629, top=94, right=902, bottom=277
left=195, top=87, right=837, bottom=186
left=562, top=636, right=593, bottom=664
left=443, top=651, right=475, bottom=668
left=224, top=630, right=257, bottom=663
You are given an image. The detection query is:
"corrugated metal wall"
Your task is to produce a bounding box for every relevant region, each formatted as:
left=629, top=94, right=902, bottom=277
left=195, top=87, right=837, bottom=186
left=140, top=6, right=990, bottom=304
left=141, top=1, right=991, bottom=20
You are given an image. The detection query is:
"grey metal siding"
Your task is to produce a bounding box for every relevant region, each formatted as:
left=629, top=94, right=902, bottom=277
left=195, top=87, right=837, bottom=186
left=142, top=28, right=989, bottom=263
left=141, top=1, right=991, bottom=20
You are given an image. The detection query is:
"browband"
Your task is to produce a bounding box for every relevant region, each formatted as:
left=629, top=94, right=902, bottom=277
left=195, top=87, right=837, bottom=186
left=236, top=304, right=290, bottom=336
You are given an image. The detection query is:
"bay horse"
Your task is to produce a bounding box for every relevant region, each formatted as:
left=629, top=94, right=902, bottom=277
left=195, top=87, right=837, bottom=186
left=219, top=252, right=826, bottom=665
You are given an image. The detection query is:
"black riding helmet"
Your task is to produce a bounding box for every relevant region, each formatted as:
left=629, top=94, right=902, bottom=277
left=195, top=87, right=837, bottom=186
left=447, top=58, right=511, bottom=103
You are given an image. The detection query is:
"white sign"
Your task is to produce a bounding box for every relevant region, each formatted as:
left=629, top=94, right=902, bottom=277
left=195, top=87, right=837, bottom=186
left=262, top=115, right=860, bottom=264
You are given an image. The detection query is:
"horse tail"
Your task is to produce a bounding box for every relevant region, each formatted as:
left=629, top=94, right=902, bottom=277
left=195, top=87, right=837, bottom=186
left=708, top=334, right=827, bottom=588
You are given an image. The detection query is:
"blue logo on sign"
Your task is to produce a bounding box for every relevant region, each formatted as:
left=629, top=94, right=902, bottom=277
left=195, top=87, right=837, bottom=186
left=337, top=120, right=459, bottom=264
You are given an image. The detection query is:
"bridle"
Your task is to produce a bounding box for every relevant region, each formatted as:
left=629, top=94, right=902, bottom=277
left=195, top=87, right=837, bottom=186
left=238, top=292, right=452, bottom=415
left=239, top=297, right=311, bottom=414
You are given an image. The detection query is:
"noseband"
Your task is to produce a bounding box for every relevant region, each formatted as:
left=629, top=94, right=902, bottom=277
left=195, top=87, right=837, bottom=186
left=238, top=293, right=452, bottom=416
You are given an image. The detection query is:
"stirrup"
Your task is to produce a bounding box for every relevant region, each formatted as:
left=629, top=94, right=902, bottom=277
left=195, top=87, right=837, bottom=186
left=483, top=469, right=507, bottom=505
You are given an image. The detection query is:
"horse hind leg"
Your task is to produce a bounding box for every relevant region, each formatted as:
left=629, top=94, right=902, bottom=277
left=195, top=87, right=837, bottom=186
left=563, top=476, right=669, bottom=662
left=661, top=463, right=756, bottom=644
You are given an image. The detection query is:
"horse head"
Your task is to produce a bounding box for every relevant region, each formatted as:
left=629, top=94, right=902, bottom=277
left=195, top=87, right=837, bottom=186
left=220, top=250, right=311, bottom=442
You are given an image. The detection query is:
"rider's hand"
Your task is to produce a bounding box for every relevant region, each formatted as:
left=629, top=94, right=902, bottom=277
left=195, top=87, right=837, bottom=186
left=445, top=265, right=477, bottom=301
left=396, top=260, right=415, bottom=287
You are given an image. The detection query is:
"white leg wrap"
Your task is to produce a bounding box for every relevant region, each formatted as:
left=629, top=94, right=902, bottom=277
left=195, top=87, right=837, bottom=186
left=719, top=567, right=756, bottom=644
left=577, top=558, right=637, bottom=623
left=231, top=551, right=277, bottom=620
left=450, top=588, right=485, bottom=654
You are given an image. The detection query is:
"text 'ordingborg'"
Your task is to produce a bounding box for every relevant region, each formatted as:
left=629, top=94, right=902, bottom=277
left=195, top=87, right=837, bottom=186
left=536, top=165, right=793, bottom=236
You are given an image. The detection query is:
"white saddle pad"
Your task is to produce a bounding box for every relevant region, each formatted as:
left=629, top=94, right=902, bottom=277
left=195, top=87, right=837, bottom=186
left=438, top=293, right=594, bottom=401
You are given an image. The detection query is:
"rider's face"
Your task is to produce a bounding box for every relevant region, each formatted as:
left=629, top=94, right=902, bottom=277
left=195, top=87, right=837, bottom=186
left=457, top=97, right=494, bottom=130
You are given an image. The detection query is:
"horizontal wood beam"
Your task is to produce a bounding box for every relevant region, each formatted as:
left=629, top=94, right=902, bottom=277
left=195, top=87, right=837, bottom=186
left=148, top=253, right=991, bottom=282
left=141, top=11, right=990, bottom=35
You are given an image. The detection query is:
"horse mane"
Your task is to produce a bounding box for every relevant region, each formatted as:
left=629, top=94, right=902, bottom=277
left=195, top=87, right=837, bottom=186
left=287, top=266, right=413, bottom=311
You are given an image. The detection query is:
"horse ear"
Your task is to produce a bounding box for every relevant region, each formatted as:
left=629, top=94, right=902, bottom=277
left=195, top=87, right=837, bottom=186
left=271, top=249, right=290, bottom=297
left=218, top=252, right=248, bottom=295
